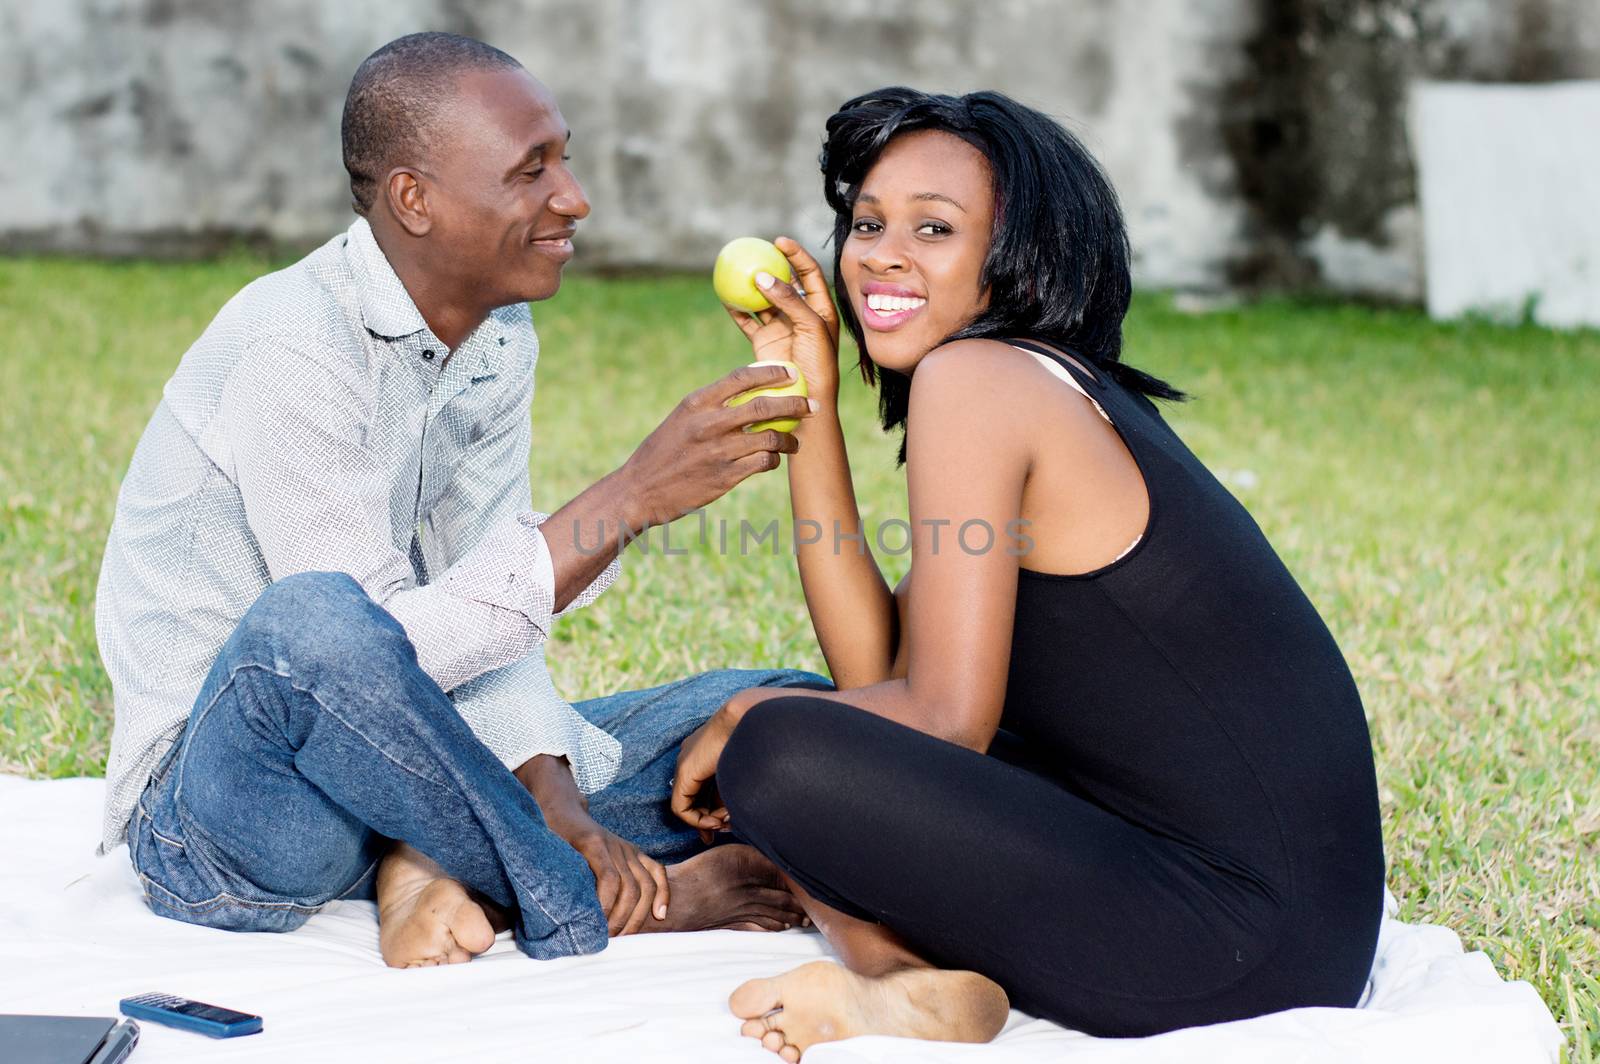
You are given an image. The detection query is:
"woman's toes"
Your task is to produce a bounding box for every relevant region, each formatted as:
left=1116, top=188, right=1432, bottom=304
left=779, top=1045, right=800, bottom=1063
left=741, top=1017, right=768, bottom=1038
left=762, top=1030, right=786, bottom=1052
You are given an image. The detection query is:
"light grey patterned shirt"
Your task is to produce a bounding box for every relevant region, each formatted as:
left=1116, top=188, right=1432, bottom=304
left=94, top=217, right=622, bottom=854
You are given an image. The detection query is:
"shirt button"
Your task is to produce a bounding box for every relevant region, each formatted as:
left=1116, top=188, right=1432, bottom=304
left=422, top=349, right=436, bottom=361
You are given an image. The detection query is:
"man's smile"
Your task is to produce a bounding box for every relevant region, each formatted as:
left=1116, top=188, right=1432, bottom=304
left=531, top=227, right=576, bottom=261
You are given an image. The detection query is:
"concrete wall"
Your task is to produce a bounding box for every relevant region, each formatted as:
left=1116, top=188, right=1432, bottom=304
left=1210, top=0, right=1600, bottom=297
left=3, top=0, right=1598, bottom=296
left=1411, top=80, right=1600, bottom=328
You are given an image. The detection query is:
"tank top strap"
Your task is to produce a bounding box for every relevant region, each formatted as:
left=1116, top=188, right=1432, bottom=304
left=1006, top=338, right=1118, bottom=425
left=1005, top=338, right=1105, bottom=391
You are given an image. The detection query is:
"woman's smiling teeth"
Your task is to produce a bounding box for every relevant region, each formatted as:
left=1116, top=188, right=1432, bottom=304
left=865, top=293, right=927, bottom=313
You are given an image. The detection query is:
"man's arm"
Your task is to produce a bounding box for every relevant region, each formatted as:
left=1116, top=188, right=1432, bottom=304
left=226, top=331, right=812, bottom=679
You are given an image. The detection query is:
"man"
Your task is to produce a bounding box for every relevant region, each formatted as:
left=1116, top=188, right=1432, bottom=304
left=95, top=32, right=825, bottom=967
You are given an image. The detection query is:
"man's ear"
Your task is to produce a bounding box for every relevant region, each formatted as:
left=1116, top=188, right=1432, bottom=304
left=385, top=169, right=432, bottom=237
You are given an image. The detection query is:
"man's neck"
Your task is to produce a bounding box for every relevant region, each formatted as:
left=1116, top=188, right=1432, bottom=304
left=369, top=221, right=487, bottom=352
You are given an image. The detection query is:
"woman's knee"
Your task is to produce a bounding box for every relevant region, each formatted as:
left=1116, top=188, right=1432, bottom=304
left=719, top=698, right=860, bottom=828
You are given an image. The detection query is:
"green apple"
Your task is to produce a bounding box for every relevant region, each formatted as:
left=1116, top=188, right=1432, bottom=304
left=724, top=360, right=809, bottom=433
left=713, top=237, right=795, bottom=313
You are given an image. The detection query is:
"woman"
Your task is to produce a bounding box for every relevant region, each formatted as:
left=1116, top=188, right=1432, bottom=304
left=670, top=87, right=1385, bottom=1059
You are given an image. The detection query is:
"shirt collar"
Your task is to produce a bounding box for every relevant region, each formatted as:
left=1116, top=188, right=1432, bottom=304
left=346, top=216, right=428, bottom=340
left=345, top=216, right=516, bottom=383
left=452, top=306, right=519, bottom=383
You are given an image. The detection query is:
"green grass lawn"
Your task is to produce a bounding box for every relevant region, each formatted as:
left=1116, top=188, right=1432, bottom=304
left=1, top=255, right=1596, bottom=1057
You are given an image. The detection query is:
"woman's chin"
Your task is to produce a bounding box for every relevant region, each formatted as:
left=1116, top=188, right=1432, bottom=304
left=864, top=339, right=934, bottom=375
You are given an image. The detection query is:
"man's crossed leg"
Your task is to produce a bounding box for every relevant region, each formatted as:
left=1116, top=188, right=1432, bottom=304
left=127, top=571, right=826, bottom=963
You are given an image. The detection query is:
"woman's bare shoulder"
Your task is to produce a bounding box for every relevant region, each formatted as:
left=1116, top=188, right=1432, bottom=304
left=911, top=337, right=1039, bottom=385
left=908, top=338, right=1102, bottom=435
left=902, top=340, right=1043, bottom=493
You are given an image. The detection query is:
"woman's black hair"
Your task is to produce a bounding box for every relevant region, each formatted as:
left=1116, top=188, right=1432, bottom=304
left=820, top=87, right=1185, bottom=463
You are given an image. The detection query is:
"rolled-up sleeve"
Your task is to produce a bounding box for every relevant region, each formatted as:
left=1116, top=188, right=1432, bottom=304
left=447, top=644, right=621, bottom=791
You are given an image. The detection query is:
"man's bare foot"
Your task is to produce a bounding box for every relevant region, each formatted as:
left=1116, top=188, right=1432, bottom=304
left=729, top=960, right=1009, bottom=1061
left=376, top=844, right=499, bottom=968
left=645, top=844, right=806, bottom=934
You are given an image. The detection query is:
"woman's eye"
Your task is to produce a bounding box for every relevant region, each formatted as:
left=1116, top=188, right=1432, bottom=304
left=850, top=219, right=882, bottom=234
left=918, top=222, right=951, bottom=236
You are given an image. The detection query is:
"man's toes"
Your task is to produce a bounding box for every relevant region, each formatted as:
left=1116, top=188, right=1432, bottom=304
left=730, top=976, right=783, bottom=1020
left=749, top=905, right=802, bottom=928
left=753, top=886, right=805, bottom=913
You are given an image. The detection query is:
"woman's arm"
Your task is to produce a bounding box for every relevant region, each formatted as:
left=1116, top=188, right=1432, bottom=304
left=673, top=340, right=1036, bottom=831
left=729, top=245, right=899, bottom=689
left=751, top=339, right=1032, bottom=746
left=786, top=400, right=900, bottom=688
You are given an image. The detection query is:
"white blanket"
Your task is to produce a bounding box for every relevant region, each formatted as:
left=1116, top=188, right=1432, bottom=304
left=0, top=777, right=1561, bottom=1063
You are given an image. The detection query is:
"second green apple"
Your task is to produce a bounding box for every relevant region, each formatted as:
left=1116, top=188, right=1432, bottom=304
left=725, top=360, right=809, bottom=433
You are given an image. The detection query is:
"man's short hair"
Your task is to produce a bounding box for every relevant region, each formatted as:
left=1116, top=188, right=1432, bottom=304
left=341, top=32, right=523, bottom=214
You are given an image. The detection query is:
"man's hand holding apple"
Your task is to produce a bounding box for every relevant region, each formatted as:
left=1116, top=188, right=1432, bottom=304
left=618, top=362, right=815, bottom=529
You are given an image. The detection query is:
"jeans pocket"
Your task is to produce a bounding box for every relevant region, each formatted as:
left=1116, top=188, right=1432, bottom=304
left=130, top=794, right=226, bottom=913
left=131, top=767, right=323, bottom=934
left=134, top=828, right=322, bottom=934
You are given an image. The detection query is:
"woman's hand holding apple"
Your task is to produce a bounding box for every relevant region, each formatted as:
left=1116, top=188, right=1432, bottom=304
left=721, top=237, right=842, bottom=410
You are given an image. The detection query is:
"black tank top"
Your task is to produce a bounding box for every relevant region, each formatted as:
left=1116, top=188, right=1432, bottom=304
left=1001, top=339, right=1385, bottom=919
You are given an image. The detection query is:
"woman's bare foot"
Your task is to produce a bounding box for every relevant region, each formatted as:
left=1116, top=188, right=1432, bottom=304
left=376, top=844, right=499, bottom=968
left=729, top=960, right=1009, bottom=1061
left=645, top=843, right=807, bottom=933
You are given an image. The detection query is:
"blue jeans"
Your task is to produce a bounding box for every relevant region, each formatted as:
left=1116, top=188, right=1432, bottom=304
left=127, top=571, right=829, bottom=960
